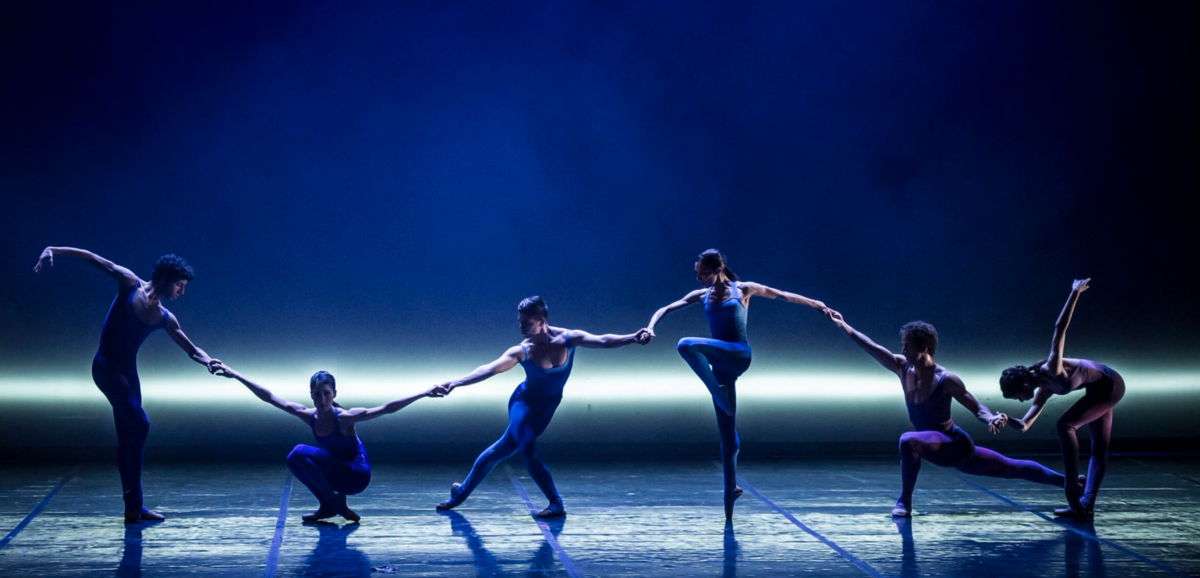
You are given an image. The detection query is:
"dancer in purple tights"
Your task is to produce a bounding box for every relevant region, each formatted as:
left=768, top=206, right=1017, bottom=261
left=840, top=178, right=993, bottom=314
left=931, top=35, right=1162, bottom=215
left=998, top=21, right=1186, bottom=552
left=34, top=247, right=221, bottom=523
left=825, top=310, right=1073, bottom=517
left=997, top=278, right=1123, bottom=520
left=216, top=365, right=440, bottom=522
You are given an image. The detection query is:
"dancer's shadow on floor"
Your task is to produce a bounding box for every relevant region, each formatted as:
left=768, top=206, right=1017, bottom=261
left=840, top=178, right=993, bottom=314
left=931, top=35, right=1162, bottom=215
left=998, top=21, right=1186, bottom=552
left=441, top=510, right=566, bottom=576
left=299, top=521, right=371, bottom=577
left=723, top=520, right=740, bottom=578
left=893, top=516, right=1105, bottom=578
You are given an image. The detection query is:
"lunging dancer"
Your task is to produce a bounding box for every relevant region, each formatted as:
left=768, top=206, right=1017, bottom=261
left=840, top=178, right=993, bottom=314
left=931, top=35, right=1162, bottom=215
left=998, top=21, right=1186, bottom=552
left=825, top=309, right=1073, bottom=517
left=433, top=296, right=649, bottom=517
left=216, top=365, right=440, bottom=522
left=997, top=279, right=1123, bottom=520
left=33, top=247, right=221, bottom=523
left=644, top=249, right=827, bottom=520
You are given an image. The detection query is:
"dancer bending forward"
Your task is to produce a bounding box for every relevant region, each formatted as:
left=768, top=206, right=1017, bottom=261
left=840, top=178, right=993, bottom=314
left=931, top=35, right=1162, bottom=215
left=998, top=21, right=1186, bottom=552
left=34, top=247, right=221, bottom=523
left=645, top=249, right=828, bottom=520
left=998, top=279, right=1123, bottom=520
left=433, top=296, right=649, bottom=517
left=217, top=365, right=440, bottom=522
left=826, top=310, right=1074, bottom=517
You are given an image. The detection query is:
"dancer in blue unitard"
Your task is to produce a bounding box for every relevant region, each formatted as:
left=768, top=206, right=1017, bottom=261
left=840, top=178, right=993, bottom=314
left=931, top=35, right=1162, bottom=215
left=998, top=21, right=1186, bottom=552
left=996, top=278, right=1124, bottom=520
left=825, top=309, right=1073, bottom=517
left=645, top=249, right=828, bottom=520
left=433, top=296, right=650, bottom=517
left=216, top=365, right=440, bottom=522
left=33, top=247, right=221, bottom=524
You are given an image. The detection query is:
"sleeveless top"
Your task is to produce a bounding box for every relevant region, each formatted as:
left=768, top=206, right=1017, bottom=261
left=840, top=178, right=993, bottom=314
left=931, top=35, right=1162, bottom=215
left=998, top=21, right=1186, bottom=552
left=703, top=282, right=749, bottom=345
left=1042, top=359, right=1110, bottom=395
left=309, top=408, right=367, bottom=461
left=516, top=340, right=576, bottom=400
left=903, top=365, right=954, bottom=433
left=97, top=283, right=168, bottom=366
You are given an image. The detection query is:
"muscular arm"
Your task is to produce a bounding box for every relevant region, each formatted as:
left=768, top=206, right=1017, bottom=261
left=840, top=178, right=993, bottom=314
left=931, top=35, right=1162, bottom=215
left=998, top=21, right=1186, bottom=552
left=435, top=346, right=523, bottom=395
left=943, top=373, right=1001, bottom=425
left=164, top=313, right=222, bottom=373
left=340, top=387, right=441, bottom=425
left=1047, top=279, right=1090, bottom=377
left=825, top=310, right=906, bottom=376
left=1008, top=387, right=1053, bottom=433
left=566, top=328, right=649, bottom=349
left=216, top=366, right=310, bottom=421
left=646, top=290, right=704, bottom=335
left=34, top=246, right=139, bottom=288
left=739, top=281, right=826, bottom=311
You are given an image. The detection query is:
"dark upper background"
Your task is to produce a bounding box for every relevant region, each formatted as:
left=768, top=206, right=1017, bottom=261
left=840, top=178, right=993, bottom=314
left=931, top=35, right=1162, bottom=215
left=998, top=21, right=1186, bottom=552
left=1, top=1, right=1195, bottom=372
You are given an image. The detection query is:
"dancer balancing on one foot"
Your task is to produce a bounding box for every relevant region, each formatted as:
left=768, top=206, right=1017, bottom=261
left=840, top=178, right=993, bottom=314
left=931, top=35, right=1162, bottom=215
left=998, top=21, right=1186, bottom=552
left=33, top=247, right=221, bottom=524
left=215, top=365, right=441, bottom=522
left=996, top=278, right=1123, bottom=520
left=433, top=296, right=650, bottom=518
left=825, top=310, right=1075, bottom=517
left=644, top=249, right=827, bottom=520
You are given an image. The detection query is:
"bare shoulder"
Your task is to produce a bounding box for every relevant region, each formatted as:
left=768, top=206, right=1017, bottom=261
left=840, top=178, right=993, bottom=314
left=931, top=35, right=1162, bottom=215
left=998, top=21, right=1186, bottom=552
left=939, top=370, right=967, bottom=392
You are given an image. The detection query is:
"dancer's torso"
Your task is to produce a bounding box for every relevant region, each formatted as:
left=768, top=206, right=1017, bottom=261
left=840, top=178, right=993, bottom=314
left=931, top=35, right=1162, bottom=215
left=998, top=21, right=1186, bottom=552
left=703, top=282, right=749, bottom=345
left=903, top=364, right=954, bottom=433
left=516, top=334, right=576, bottom=401
left=1042, top=359, right=1110, bottom=395
left=97, top=283, right=168, bottom=366
left=310, top=408, right=367, bottom=460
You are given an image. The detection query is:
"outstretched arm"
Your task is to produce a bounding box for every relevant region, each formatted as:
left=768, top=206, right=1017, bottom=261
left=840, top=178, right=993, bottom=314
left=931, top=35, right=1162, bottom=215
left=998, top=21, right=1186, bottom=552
left=164, top=313, right=222, bottom=373
left=434, top=346, right=523, bottom=395
left=567, top=328, right=652, bottom=349
left=739, top=282, right=827, bottom=311
left=215, top=364, right=309, bottom=421
left=340, top=386, right=443, bottom=425
left=1005, top=387, right=1052, bottom=433
left=942, top=374, right=1005, bottom=433
left=1046, top=278, right=1090, bottom=376
left=33, top=246, right=139, bottom=288
left=825, top=309, right=906, bottom=376
left=645, top=290, right=705, bottom=336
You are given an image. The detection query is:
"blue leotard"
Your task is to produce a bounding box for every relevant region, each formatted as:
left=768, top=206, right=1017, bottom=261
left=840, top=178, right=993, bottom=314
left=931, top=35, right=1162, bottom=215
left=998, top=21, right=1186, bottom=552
left=677, top=281, right=753, bottom=515
left=288, top=408, right=372, bottom=506
left=90, top=283, right=168, bottom=512
left=444, top=338, right=576, bottom=509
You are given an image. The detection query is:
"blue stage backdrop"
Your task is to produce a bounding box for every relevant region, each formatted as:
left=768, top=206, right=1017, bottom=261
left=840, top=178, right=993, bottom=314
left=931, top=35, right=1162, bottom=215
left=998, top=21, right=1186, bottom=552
left=1, top=1, right=1196, bottom=459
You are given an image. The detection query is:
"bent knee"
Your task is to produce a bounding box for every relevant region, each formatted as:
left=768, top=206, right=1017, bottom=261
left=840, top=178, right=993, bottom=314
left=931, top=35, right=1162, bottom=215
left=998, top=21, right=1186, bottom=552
left=286, top=445, right=312, bottom=463
left=676, top=339, right=695, bottom=354
left=1055, top=417, right=1079, bottom=434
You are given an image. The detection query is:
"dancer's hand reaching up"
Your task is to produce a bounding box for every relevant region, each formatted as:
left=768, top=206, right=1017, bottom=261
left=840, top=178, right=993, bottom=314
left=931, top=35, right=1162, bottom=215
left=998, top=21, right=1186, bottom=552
left=1072, top=278, right=1090, bottom=294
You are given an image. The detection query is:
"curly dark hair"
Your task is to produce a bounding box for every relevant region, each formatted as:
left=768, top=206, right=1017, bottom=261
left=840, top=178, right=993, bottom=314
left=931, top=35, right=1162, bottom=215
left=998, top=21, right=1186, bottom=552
left=899, top=321, right=938, bottom=355
left=999, top=365, right=1037, bottom=400
left=151, top=254, right=195, bottom=287
left=518, top=296, right=548, bottom=319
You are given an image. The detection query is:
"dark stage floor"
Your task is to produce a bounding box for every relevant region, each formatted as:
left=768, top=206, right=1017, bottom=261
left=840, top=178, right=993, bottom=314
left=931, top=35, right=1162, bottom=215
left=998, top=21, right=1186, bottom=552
left=0, top=456, right=1197, bottom=577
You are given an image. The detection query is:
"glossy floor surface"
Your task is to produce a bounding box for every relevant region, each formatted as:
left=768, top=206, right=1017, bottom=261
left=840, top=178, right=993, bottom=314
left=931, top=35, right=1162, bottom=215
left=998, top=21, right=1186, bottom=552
left=0, top=456, right=1197, bottom=577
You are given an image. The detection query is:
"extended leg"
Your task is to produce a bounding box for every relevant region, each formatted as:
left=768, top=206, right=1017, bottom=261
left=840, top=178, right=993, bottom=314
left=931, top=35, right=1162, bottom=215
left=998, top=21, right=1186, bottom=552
left=956, top=447, right=1066, bottom=487
left=714, top=397, right=740, bottom=520
left=93, top=363, right=157, bottom=522
left=438, top=403, right=532, bottom=510
left=1055, top=389, right=1120, bottom=514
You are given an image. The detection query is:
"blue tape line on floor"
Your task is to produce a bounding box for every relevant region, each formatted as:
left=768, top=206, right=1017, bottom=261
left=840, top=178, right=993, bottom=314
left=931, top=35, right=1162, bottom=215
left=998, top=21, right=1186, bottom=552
left=504, top=464, right=582, bottom=578
left=263, top=472, right=293, bottom=578
left=0, top=463, right=82, bottom=551
left=958, top=475, right=1190, bottom=578
left=737, top=476, right=887, bottom=578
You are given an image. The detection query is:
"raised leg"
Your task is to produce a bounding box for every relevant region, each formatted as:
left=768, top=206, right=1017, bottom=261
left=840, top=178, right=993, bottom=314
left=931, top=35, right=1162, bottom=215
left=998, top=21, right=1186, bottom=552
left=676, top=338, right=750, bottom=416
